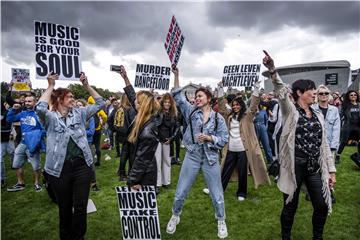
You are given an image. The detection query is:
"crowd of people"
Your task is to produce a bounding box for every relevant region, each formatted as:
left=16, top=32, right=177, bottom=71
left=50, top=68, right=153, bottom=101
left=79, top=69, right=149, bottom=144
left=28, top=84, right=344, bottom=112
left=1, top=51, right=359, bottom=240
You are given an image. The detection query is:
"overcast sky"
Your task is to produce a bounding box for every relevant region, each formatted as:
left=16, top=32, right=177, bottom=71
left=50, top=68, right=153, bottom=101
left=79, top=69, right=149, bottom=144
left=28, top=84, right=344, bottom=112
left=1, top=0, right=359, bottom=92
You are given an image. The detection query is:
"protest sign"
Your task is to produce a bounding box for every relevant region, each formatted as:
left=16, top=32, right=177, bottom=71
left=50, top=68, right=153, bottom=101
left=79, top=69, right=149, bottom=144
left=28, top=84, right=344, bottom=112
left=222, top=64, right=261, bottom=88
left=34, top=21, right=81, bottom=80
left=11, top=68, right=31, bottom=92
left=134, top=64, right=171, bottom=90
left=116, top=185, right=161, bottom=240
left=325, top=73, right=338, bottom=85
left=164, top=15, right=185, bottom=67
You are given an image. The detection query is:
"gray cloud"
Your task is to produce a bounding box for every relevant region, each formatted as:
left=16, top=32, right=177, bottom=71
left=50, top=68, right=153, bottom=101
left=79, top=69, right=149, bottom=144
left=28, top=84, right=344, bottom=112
left=207, top=1, right=360, bottom=35
left=2, top=1, right=359, bottom=71
left=1, top=1, right=224, bottom=66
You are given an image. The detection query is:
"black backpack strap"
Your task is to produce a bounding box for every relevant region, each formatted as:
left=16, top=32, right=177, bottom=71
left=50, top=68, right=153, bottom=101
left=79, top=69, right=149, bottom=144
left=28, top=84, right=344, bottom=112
left=214, top=112, right=218, bottom=132
left=188, top=108, right=198, bottom=144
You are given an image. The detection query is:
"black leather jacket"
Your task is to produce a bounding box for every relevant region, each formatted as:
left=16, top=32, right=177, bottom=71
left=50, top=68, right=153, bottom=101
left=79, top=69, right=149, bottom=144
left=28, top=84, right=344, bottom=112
left=127, top=116, right=160, bottom=186
left=123, top=85, right=160, bottom=186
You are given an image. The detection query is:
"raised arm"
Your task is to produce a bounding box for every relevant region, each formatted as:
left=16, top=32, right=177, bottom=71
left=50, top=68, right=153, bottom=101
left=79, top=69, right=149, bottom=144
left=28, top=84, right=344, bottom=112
left=172, top=66, right=180, bottom=89
left=38, top=72, right=57, bottom=104
left=36, top=72, right=58, bottom=122
left=170, top=67, right=193, bottom=122
left=80, top=72, right=102, bottom=99
left=262, top=50, right=293, bottom=117
left=118, top=66, right=136, bottom=110
left=80, top=72, right=106, bottom=121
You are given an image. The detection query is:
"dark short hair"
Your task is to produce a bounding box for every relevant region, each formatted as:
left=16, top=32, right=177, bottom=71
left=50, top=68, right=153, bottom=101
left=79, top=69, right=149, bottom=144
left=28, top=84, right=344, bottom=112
left=195, top=87, right=212, bottom=100
left=226, top=94, right=236, bottom=103
left=291, top=79, right=316, bottom=102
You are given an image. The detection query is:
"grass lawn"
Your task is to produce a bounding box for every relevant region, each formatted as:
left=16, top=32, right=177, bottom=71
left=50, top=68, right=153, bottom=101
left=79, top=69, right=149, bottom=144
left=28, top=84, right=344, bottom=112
left=1, top=146, right=359, bottom=240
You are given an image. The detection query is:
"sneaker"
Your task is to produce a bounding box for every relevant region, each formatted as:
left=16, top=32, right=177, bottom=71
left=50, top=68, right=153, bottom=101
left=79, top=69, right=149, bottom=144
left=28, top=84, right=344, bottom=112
left=166, top=215, right=180, bottom=234
left=119, top=175, right=128, bottom=181
left=34, top=184, right=42, bottom=192
left=203, top=188, right=210, bottom=195
left=237, top=196, right=245, bottom=201
left=335, top=154, right=340, bottom=164
left=217, top=220, right=228, bottom=239
left=7, top=183, right=25, bottom=192
left=91, top=184, right=100, bottom=192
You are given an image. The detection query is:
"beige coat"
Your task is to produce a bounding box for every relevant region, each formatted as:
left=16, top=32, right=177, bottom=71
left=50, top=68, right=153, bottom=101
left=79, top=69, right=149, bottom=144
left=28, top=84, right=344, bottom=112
left=218, top=92, right=271, bottom=189
left=271, top=72, right=336, bottom=213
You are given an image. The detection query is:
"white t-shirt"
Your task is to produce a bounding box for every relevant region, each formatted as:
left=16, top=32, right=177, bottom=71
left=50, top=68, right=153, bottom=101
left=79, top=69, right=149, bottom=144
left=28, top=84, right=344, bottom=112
left=228, top=118, right=245, bottom=152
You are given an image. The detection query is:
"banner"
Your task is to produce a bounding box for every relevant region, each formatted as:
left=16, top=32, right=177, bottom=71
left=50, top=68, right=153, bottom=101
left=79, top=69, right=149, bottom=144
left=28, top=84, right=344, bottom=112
left=325, top=73, right=338, bottom=85
left=11, top=68, right=31, bottom=92
left=134, top=64, right=171, bottom=90
left=222, top=64, right=261, bottom=88
left=116, top=186, right=161, bottom=240
left=164, top=15, right=185, bottom=67
left=34, top=21, right=81, bottom=80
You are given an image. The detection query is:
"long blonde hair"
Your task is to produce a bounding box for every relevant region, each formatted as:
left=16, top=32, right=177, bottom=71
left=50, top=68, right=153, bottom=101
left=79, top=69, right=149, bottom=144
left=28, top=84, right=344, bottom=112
left=128, top=91, right=159, bottom=143
left=160, top=93, right=178, bottom=118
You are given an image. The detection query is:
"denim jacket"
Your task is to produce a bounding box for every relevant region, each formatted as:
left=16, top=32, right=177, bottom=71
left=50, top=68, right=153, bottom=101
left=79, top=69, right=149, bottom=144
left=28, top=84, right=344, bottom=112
left=35, top=97, right=105, bottom=177
left=171, top=87, right=228, bottom=165
left=312, top=103, right=341, bottom=150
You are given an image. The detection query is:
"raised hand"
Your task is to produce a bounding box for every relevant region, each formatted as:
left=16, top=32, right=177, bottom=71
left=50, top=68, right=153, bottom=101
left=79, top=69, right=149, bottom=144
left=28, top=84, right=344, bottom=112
left=262, top=50, right=275, bottom=71
left=47, top=71, right=58, bottom=87
left=79, top=72, right=89, bottom=87
left=171, top=66, right=179, bottom=76
left=119, top=65, right=128, bottom=79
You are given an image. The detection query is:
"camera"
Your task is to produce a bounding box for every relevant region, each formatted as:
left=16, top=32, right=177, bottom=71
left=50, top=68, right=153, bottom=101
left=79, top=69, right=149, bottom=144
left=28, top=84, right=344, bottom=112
left=110, top=65, right=121, bottom=73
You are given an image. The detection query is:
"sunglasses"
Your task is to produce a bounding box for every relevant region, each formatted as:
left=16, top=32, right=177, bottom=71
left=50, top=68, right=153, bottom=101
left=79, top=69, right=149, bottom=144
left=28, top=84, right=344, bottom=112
left=349, top=94, right=357, bottom=97
left=318, top=92, right=330, bottom=96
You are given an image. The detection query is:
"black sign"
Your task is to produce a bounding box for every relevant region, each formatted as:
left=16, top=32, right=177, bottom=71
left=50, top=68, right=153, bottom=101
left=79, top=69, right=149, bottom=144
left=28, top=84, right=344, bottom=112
left=325, top=73, right=338, bottom=85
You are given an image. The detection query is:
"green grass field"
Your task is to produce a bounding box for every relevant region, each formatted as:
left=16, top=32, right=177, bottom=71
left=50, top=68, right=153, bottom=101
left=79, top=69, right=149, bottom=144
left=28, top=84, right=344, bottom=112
left=1, top=146, right=359, bottom=240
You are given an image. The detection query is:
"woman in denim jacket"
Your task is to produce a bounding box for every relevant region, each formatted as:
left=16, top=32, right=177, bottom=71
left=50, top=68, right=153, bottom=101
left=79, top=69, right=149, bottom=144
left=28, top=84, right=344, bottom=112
left=166, top=67, right=229, bottom=239
left=36, top=72, right=105, bottom=240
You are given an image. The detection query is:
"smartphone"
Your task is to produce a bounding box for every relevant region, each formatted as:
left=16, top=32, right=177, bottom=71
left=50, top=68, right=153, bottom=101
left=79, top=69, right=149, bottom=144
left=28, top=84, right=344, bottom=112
left=110, top=65, right=121, bottom=73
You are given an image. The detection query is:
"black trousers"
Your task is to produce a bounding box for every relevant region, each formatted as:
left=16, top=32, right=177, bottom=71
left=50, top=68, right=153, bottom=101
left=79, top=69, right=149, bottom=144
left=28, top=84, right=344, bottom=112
left=221, top=151, right=248, bottom=198
left=170, top=133, right=181, bottom=159
left=281, top=157, right=328, bottom=240
left=118, top=141, right=133, bottom=176
left=48, top=158, right=92, bottom=240
left=337, top=124, right=360, bottom=155
left=114, top=132, right=123, bottom=157
left=92, top=130, right=101, bottom=165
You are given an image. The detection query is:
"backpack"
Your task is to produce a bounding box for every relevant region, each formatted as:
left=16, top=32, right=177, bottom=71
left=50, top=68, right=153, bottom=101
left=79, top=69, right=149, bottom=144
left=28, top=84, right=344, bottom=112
left=114, top=107, right=126, bottom=134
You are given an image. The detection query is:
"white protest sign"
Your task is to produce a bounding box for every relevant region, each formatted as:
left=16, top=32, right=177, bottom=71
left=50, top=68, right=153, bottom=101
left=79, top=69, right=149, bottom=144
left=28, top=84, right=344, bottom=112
left=134, top=64, right=171, bottom=90
left=116, top=186, right=161, bottom=240
left=11, top=68, right=31, bottom=92
left=164, top=15, right=185, bottom=67
left=222, top=64, right=261, bottom=88
left=34, top=20, right=81, bottom=80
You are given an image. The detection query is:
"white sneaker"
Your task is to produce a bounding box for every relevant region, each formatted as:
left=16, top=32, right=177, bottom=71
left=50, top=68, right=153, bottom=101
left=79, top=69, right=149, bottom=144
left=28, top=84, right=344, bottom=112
left=217, top=220, right=228, bottom=239
left=238, top=196, right=245, bottom=201
left=166, top=215, right=180, bottom=234
left=202, top=188, right=210, bottom=195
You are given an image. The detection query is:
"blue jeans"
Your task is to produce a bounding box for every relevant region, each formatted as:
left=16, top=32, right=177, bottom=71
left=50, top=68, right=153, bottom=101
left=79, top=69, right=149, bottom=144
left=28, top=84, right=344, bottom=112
left=172, top=147, right=226, bottom=220
left=254, top=123, right=273, bottom=164
left=1, top=141, right=15, bottom=181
